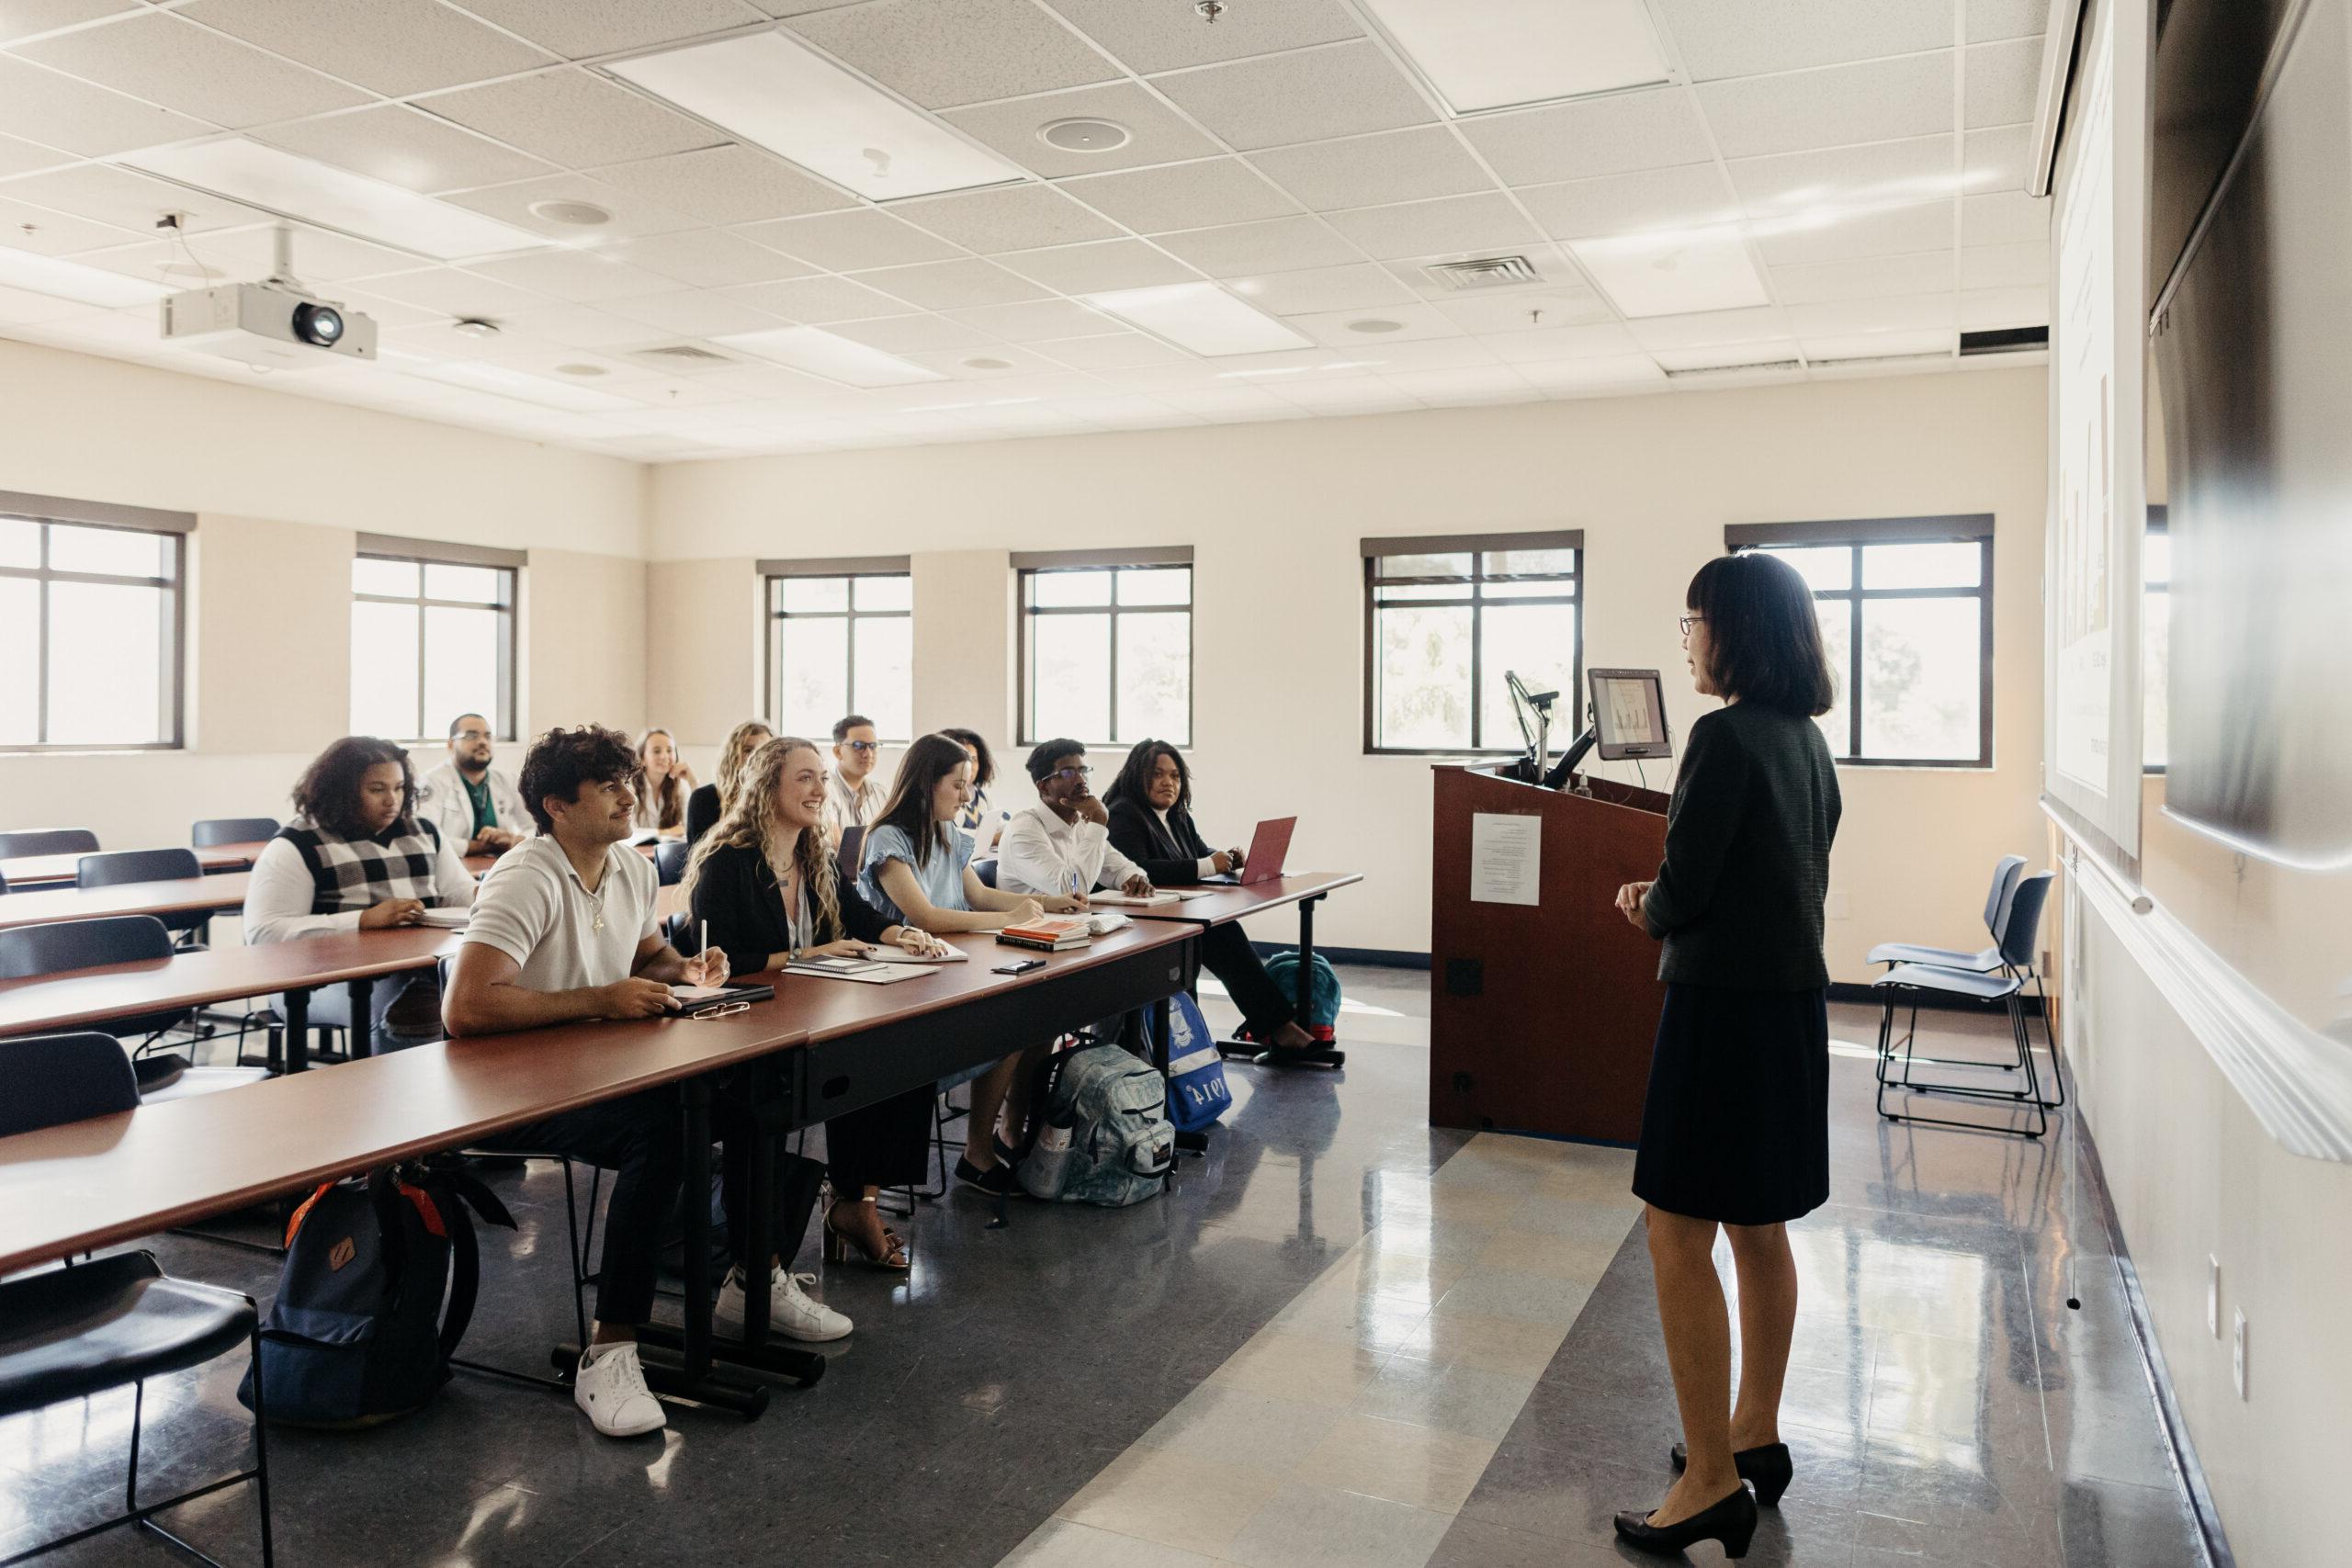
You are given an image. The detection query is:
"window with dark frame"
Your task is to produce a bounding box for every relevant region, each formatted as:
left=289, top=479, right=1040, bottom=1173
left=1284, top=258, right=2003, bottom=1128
left=349, top=536, right=519, bottom=743
left=1016, top=549, right=1193, bottom=748
left=1726, top=516, right=1995, bottom=768
left=763, top=558, right=913, bottom=743
left=0, top=497, right=188, bottom=752
left=2143, top=506, right=2168, bottom=773
left=1362, top=531, right=1583, bottom=756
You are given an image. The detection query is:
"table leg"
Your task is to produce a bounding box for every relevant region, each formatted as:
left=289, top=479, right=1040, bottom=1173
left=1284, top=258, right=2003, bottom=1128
left=347, top=978, right=374, bottom=1059
left=1257, top=896, right=1344, bottom=1070
left=283, top=988, right=311, bottom=1073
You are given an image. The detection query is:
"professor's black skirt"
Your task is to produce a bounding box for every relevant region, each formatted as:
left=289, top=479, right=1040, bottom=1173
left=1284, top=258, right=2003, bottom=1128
left=1630, top=982, right=1830, bottom=1226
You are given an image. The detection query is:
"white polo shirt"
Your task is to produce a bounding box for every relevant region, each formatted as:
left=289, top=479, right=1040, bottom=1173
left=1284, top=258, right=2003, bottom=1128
left=463, top=834, right=660, bottom=994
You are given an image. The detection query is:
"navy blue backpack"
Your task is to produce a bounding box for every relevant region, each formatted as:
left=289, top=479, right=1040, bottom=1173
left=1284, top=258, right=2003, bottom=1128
left=1151, top=991, right=1233, bottom=1134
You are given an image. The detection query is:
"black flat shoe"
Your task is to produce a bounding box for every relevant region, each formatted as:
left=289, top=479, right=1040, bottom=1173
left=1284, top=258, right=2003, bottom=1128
left=1613, top=1484, right=1757, bottom=1559
left=1669, top=1440, right=1793, bottom=1507
left=953, top=1156, right=1019, bottom=1196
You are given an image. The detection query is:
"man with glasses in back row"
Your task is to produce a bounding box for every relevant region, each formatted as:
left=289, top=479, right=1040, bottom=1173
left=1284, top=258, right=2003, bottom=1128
left=823, top=713, right=888, bottom=837
left=422, top=712, right=531, bottom=857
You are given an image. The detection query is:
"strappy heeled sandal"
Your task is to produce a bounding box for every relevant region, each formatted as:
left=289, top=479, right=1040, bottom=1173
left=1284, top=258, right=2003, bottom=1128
left=822, top=1196, right=910, bottom=1271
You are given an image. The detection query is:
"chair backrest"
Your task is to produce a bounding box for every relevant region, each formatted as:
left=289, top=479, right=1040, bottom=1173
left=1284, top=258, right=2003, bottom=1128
left=835, top=825, right=865, bottom=880
left=76, top=848, right=203, bottom=889
left=192, top=816, right=279, bottom=847
left=654, top=838, right=691, bottom=886
left=0, top=1032, right=141, bottom=1135
left=974, top=857, right=998, bottom=889
left=1981, top=854, right=2027, bottom=936
left=0, top=828, right=99, bottom=858
left=0, top=867, right=8, bottom=896
left=0, top=915, right=175, bottom=981
left=663, top=910, right=699, bottom=954
left=1997, top=872, right=2055, bottom=969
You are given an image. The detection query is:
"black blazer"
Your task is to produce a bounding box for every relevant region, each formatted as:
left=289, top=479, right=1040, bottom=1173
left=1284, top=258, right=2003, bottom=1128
left=1105, top=795, right=1216, bottom=886
left=683, top=783, right=721, bottom=850
left=689, top=840, right=896, bottom=978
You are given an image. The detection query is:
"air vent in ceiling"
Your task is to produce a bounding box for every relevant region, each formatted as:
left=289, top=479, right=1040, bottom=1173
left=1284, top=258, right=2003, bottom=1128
left=630, top=344, right=738, bottom=366
left=1664, top=358, right=1803, bottom=379
left=1422, top=254, right=1543, bottom=290
left=1959, top=325, right=2051, bottom=355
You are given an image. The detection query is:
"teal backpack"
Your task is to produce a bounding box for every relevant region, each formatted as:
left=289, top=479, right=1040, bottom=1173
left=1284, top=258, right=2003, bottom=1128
left=1017, top=1043, right=1174, bottom=1206
left=1261, top=950, right=1342, bottom=1041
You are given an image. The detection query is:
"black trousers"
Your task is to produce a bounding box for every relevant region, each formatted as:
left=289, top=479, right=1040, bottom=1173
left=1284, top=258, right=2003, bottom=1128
left=1201, top=922, right=1295, bottom=1037
left=492, top=1087, right=684, bottom=1328
left=710, top=1066, right=827, bottom=1270
left=824, top=1086, right=936, bottom=1191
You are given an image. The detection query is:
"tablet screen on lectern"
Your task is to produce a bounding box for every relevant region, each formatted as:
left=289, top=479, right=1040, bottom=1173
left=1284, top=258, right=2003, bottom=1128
left=1590, top=668, right=1672, bottom=761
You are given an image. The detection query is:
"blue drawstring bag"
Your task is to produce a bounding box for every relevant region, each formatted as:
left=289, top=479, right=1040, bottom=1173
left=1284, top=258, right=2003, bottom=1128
left=1153, top=991, right=1232, bottom=1134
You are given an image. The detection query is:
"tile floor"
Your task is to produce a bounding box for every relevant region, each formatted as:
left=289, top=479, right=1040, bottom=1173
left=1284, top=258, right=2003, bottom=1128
left=1, top=975, right=2211, bottom=1568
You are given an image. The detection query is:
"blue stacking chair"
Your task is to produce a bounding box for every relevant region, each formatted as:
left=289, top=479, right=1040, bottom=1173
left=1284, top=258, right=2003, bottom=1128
left=0, top=829, right=99, bottom=858
left=1871, top=871, right=2061, bottom=1138
left=77, top=850, right=212, bottom=946
left=1867, top=854, right=2026, bottom=974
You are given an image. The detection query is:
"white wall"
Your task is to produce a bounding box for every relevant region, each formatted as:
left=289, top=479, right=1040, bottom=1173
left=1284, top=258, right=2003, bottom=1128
left=650, top=365, right=2051, bottom=975
left=0, top=338, right=650, bottom=851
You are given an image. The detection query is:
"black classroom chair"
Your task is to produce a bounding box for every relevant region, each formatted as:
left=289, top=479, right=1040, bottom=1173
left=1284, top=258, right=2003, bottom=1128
left=973, top=858, right=998, bottom=889
left=654, top=838, right=691, bottom=887
left=835, top=825, right=865, bottom=881
left=0, top=917, right=265, bottom=1100
left=192, top=818, right=280, bottom=849
left=77, top=850, right=211, bottom=946
left=0, top=829, right=98, bottom=858
left=0, top=1031, right=276, bottom=1567
left=1872, top=871, right=2062, bottom=1138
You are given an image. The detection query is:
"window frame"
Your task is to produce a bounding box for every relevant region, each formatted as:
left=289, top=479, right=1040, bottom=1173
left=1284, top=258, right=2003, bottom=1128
left=1360, top=530, right=1585, bottom=758
left=1725, top=515, right=1995, bottom=770
left=1014, top=547, right=1194, bottom=749
left=760, top=556, right=915, bottom=744
left=350, top=534, right=521, bottom=745
left=0, top=492, right=191, bottom=754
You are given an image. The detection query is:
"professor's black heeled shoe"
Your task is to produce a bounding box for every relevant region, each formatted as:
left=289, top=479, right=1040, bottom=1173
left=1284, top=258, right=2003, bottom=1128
left=1612, top=1483, right=1758, bottom=1559
left=1670, top=1439, right=1793, bottom=1506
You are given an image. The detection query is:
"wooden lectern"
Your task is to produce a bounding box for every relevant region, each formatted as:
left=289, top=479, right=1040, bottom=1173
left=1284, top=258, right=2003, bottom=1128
left=1429, top=765, right=1672, bottom=1144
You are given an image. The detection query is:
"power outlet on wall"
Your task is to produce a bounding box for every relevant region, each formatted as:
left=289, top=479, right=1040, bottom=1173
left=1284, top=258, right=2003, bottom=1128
left=2208, top=1256, right=2221, bottom=1337
left=2233, top=1308, right=2248, bottom=1400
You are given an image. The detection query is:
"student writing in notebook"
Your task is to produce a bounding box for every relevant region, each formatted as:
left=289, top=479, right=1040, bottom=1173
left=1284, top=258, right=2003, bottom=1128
left=684, top=736, right=949, bottom=1271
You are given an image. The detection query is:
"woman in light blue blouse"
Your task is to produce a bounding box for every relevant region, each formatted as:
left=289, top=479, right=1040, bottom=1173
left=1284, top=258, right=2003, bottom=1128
left=861, top=733, right=1081, bottom=1196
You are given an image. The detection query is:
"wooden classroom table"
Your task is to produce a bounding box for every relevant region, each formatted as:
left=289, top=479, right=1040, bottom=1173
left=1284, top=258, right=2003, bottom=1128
left=0, top=841, right=264, bottom=890
left=1128, top=871, right=1364, bottom=1068
left=0, top=873, right=253, bottom=933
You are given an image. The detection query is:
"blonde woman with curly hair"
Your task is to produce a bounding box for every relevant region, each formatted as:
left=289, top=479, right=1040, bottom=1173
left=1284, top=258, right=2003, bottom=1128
left=684, top=737, right=949, bottom=1270
left=684, top=718, right=771, bottom=849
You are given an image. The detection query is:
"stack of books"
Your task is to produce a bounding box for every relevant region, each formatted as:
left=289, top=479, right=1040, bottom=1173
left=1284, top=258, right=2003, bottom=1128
left=995, top=916, right=1093, bottom=953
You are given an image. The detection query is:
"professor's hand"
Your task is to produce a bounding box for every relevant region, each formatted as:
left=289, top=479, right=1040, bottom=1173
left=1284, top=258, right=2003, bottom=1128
left=1614, top=881, right=1654, bottom=931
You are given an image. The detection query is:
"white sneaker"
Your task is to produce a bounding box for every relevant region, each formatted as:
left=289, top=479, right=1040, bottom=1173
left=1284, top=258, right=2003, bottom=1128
left=714, top=1264, right=853, bottom=1343
left=574, top=1341, right=666, bottom=1438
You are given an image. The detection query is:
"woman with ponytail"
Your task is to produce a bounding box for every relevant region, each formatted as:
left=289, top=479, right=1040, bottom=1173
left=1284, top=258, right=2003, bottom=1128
left=684, top=736, right=948, bottom=1270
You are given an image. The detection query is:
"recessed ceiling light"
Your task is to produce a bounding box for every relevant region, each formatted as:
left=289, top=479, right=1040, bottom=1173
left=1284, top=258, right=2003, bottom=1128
left=1567, top=226, right=1770, bottom=319
left=527, top=199, right=612, bottom=228
left=963, top=355, right=1014, bottom=370
left=608, top=31, right=1024, bottom=202
left=0, top=248, right=172, bottom=309
left=126, top=139, right=548, bottom=262
left=1038, top=118, right=1131, bottom=153
left=1357, top=0, right=1669, bottom=114
left=554, top=362, right=608, bottom=377
left=1080, top=282, right=1311, bottom=357
left=1347, top=318, right=1406, bottom=333
left=452, top=317, right=501, bottom=338
left=712, top=324, right=946, bottom=388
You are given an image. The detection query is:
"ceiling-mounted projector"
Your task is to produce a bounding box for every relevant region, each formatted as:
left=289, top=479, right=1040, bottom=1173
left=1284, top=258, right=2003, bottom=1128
left=158, top=223, right=376, bottom=370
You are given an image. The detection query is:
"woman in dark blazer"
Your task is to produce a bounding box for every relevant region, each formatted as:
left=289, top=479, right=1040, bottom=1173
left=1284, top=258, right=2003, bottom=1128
left=1103, top=740, right=1318, bottom=1052
left=684, top=735, right=949, bottom=1270
left=1607, top=551, right=1842, bottom=1559
left=684, top=719, right=773, bottom=850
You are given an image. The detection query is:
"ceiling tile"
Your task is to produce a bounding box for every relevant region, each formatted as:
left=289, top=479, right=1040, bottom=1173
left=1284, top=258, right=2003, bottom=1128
left=252, top=106, right=556, bottom=196
left=1481, top=321, right=1644, bottom=361
left=741, top=208, right=965, bottom=270
left=0, top=53, right=216, bottom=155
left=421, top=70, right=726, bottom=169
left=603, top=228, right=820, bottom=288
left=467, top=248, right=677, bottom=303
left=1801, top=325, right=1955, bottom=361
left=1964, top=37, right=2042, bottom=128
left=1960, top=239, right=2044, bottom=288
left=1652, top=0, right=1953, bottom=80
left=0, top=192, right=140, bottom=254
left=728, top=272, right=911, bottom=322
left=346, top=265, right=555, bottom=317
left=450, top=0, right=768, bottom=59
left=994, top=237, right=1194, bottom=293
left=1057, top=157, right=1297, bottom=233
left=1459, top=87, right=1714, bottom=186
left=1378, top=242, right=1587, bottom=301
left=1728, top=133, right=1957, bottom=214
left=1517, top=354, right=1666, bottom=395
left=828, top=312, right=997, bottom=353
left=607, top=288, right=786, bottom=337
left=1381, top=364, right=1533, bottom=405
left=1150, top=40, right=1434, bottom=152
left=442, top=173, right=700, bottom=241
left=1958, top=283, right=2045, bottom=327
left=1045, top=393, right=1198, bottom=428
left=0, top=279, right=106, bottom=323
left=941, top=82, right=1221, bottom=179
left=0, top=131, right=73, bottom=177
left=1223, top=261, right=1418, bottom=314
left=1698, top=52, right=1955, bottom=159
left=1035, top=331, right=1189, bottom=368
left=1963, top=123, right=2033, bottom=190
left=900, top=343, right=1068, bottom=379
left=944, top=296, right=1114, bottom=341
left=1969, top=0, right=2049, bottom=43
left=593, top=144, right=858, bottom=226
left=1623, top=304, right=1788, bottom=351
left=1432, top=286, right=1612, bottom=333
left=1248, top=126, right=1493, bottom=214
left=1784, top=294, right=1954, bottom=336
left=849, top=256, right=1047, bottom=309
left=13, top=11, right=368, bottom=129
left=1038, top=0, right=1359, bottom=73
left=180, top=0, right=559, bottom=97
left=78, top=221, right=419, bottom=285
left=1770, top=248, right=1952, bottom=303
left=4, top=164, right=269, bottom=236
left=893, top=183, right=1119, bottom=254
left=1320, top=193, right=1541, bottom=263
left=499, top=302, right=672, bottom=348
left=785, top=0, right=1116, bottom=111
left=0, top=0, right=137, bottom=45
left=1150, top=215, right=1360, bottom=276
left=1960, top=187, right=2047, bottom=245
left=1518, top=164, right=1739, bottom=241
left=1754, top=198, right=1954, bottom=265
left=1651, top=341, right=1800, bottom=371
left=1280, top=301, right=1463, bottom=348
